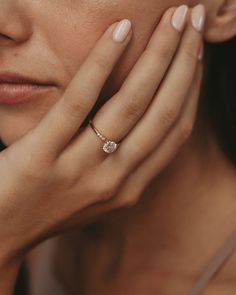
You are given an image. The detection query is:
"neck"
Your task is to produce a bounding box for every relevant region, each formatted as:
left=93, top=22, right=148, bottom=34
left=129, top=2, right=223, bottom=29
left=82, top=123, right=236, bottom=294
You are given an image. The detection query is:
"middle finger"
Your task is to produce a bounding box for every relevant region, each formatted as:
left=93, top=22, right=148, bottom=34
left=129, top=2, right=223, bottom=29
left=65, top=5, right=189, bottom=163
left=115, top=4, right=205, bottom=172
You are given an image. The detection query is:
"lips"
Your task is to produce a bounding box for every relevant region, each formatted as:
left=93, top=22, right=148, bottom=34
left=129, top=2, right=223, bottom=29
left=0, top=71, right=57, bottom=86
left=0, top=83, right=56, bottom=104
left=0, top=72, right=57, bottom=104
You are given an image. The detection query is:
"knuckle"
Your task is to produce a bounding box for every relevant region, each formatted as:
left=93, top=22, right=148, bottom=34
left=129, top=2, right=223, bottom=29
left=179, top=122, right=193, bottom=141
left=56, top=161, right=79, bottom=186
left=94, top=163, right=127, bottom=201
left=161, top=104, right=179, bottom=127
left=117, top=89, right=142, bottom=122
left=96, top=179, right=120, bottom=201
left=124, top=195, right=139, bottom=208
left=123, top=98, right=142, bottom=121
left=146, top=32, right=175, bottom=61
left=64, top=95, right=91, bottom=118
left=118, top=191, right=140, bottom=208
left=18, top=157, right=49, bottom=182
left=157, top=45, right=174, bottom=62
left=117, top=181, right=146, bottom=209
left=12, top=145, right=52, bottom=182
left=90, top=53, right=108, bottom=72
left=129, top=138, right=150, bottom=156
left=184, top=46, right=198, bottom=62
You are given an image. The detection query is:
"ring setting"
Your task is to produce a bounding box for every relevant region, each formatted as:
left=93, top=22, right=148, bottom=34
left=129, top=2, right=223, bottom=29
left=89, top=120, right=120, bottom=154
left=103, top=140, right=118, bottom=154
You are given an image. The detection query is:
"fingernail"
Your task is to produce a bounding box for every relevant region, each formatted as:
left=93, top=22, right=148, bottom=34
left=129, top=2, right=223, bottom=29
left=112, top=19, right=132, bottom=43
left=191, top=4, right=206, bottom=32
left=198, top=43, right=204, bottom=60
left=171, top=5, right=189, bottom=32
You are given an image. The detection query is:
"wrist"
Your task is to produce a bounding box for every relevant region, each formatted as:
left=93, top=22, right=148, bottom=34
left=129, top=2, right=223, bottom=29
left=0, top=235, right=26, bottom=294
left=0, top=256, right=22, bottom=295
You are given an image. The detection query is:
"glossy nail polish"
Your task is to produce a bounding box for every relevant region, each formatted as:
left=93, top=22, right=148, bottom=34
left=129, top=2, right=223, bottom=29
left=191, top=4, right=206, bottom=32
left=112, top=19, right=132, bottom=43
left=171, top=5, right=189, bottom=32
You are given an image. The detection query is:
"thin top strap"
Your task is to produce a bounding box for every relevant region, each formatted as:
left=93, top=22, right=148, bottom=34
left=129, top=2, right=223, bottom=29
left=188, top=228, right=236, bottom=295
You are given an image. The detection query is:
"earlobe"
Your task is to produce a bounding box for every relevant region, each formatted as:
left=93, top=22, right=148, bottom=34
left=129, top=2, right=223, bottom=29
left=219, top=0, right=236, bottom=13
left=204, top=0, right=236, bottom=43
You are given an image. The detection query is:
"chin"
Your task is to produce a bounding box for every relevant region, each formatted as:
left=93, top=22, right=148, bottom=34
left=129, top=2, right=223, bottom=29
left=0, top=127, right=29, bottom=147
left=0, top=116, right=41, bottom=147
left=0, top=94, right=61, bottom=147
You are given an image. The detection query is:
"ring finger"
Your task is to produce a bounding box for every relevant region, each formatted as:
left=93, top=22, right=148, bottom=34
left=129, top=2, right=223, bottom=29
left=63, top=5, right=189, bottom=164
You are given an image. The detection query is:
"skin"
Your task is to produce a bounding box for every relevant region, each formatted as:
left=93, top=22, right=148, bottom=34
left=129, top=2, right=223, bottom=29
left=0, top=0, right=192, bottom=144
left=0, top=2, right=204, bottom=293
left=0, top=0, right=235, bottom=294
left=0, top=0, right=234, bottom=144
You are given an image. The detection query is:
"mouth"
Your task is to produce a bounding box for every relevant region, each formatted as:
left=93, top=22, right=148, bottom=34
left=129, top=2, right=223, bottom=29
left=0, top=72, right=57, bottom=105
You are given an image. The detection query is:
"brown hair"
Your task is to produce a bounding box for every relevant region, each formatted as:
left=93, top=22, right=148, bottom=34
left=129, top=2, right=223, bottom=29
left=203, top=37, right=236, bottom=165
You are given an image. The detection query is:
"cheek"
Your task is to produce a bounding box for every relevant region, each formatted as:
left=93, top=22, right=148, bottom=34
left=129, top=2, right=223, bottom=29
left=39, top=4, right=114, bottom=82
left=41, top=0, right=177, bottom=89
left=0, top=0, right=187, bottom=146
left=41, top=0, right=192, bottom=102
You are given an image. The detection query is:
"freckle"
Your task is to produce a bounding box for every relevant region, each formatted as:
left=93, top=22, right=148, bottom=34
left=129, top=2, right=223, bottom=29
left=14, top=53, right=18, bottom=57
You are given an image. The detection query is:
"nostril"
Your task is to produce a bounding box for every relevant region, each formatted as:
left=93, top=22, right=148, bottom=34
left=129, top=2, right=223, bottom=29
left=0, top=33, right=17, bottom=47
left=0, top=33, right=12, bottom=40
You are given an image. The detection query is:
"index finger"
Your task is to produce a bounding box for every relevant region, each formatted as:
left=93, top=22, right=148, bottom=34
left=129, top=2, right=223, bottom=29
left=29, top=19, right=132, bottom=158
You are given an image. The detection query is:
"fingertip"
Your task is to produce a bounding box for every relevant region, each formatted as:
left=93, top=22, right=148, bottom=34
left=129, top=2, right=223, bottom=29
left=111, top=19, right=132, bottom=43
left=171, top=5, right=189, bottom=32
left=160, top=6, right=177, bottom=26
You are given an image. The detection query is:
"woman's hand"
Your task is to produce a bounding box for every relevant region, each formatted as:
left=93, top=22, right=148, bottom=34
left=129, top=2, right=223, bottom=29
left=0, top=3, right=205, bottom=278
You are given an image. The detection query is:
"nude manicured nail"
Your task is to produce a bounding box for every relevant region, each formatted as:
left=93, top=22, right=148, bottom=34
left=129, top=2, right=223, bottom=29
left=171, top=5, right=189, bottom=32
left=191, top=4, right=206, bottom=32
left=112, top=19, right=132, bottom=43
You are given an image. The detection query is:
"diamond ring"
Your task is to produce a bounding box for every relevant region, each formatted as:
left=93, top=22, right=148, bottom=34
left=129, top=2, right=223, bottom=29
left=89, top=120, right=120, bottom=154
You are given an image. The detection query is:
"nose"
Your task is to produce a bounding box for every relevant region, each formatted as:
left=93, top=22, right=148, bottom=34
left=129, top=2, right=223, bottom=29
left=0, top=1, right=33, bottom=46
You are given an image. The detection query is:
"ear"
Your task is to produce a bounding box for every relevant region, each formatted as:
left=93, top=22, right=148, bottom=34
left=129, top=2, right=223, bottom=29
left=204, top=0, right=236, bottom=43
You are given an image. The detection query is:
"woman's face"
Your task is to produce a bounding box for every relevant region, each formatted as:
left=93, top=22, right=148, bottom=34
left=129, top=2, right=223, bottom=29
left=0, top=0, right=204, bottom=145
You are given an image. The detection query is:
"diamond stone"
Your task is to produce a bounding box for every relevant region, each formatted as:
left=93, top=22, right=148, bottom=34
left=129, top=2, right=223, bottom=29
left=103, top=141, right=118, bottom=154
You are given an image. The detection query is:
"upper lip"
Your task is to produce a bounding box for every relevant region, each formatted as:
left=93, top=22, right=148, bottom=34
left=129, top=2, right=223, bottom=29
left=0, top=71, right=57, bottom=86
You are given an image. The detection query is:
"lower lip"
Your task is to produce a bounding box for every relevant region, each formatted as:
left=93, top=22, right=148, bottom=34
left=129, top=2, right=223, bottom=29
left=0, top=83, right=56, bottom=104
